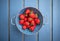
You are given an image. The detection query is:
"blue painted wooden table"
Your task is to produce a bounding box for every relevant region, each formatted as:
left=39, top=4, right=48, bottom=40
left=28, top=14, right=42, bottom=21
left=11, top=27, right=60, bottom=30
left=0, top=0, right=60, bottom=41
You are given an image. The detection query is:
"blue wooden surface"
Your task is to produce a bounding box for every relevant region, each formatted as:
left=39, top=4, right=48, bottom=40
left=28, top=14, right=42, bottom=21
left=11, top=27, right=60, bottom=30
left=0, top=0, right=60, bottom=41
left=39, top=0, right=50, bottom=41
left=0, top=0, right=8, bottom=41
left=53, top=0, right=60, bottom=41
left=10, top=0, right=23, bottom=41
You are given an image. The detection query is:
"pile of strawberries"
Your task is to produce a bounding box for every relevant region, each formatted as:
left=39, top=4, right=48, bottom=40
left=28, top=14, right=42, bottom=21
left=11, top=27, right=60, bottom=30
left=19, top=9, right=41, bottom=32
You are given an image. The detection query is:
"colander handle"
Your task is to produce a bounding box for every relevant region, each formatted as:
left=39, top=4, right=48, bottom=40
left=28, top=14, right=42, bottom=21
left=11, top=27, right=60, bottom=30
left=11, top=16, right=16, bottom=25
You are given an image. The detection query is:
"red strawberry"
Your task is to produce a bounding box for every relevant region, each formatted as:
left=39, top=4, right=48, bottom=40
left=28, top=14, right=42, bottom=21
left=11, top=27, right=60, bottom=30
left=29, top=13, right=35, bottom=18
left=31, top=20, right=36, bottom=26
left=35, top=18, right=40, bottom=24
left=24, top=21, right=30, bottom=28
left=29, top=25, right=36, bottom=32
left=19, top=20, right=24, bottom=25
left=28, top=17, right=33, bottom=22
left=24, top=17, right=27, bottom=21
left=26, top=25, right=31, bottom=29
left=25, top=9, right=30, bottom=14
left=19, top=14, right=25, bottom=19
left=35, top=14, right=38, bottom=18
left=24, top=21, right=30, bottom=26
left=27, top=25, right=30, bottom=28
left=24, top=14, right=28, bottom=17
left=22, top=25, right=27, bottom=30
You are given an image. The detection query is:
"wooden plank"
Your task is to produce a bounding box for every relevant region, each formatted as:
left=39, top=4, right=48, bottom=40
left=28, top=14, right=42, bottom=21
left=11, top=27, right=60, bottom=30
left=53, top=0, right=60, bottom=41
left=10, top=0, right=23, bottom=41
left=39, top=0, right=50, bottom=41
left=24, top=0, right=37, bottom=41
left=0, top=0, right=8, bottom=41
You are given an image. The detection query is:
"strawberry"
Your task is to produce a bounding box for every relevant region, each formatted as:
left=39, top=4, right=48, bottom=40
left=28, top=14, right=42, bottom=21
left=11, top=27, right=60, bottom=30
left=29, top=13, right=35, bottom=18
left=19, top=20, right=24, bottom=25
left=26, top=25, right=31, bottom=28
left=35, top=14, right=38, bottom=18
left=31, top=20, right=36, bottom=26
left=24, top=21, right=30, bottom=28
left=35, top=18, right=40, bottom=24
left=24, top=17, right=27, bottom=21
left=25, top=9, right=30, bottom=14
left=22, top=25, right=27, bottom=30
left=24, top=14, right=28, bottom=17
left=27, top=25, right=30, bottom=28
left=28, top=17, right=33, bottom=22
left=19, top=14, right=25, bottom=19
left=24, top=21, right=30, bottom=26
left=29, top=25, right=36, bottom=32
